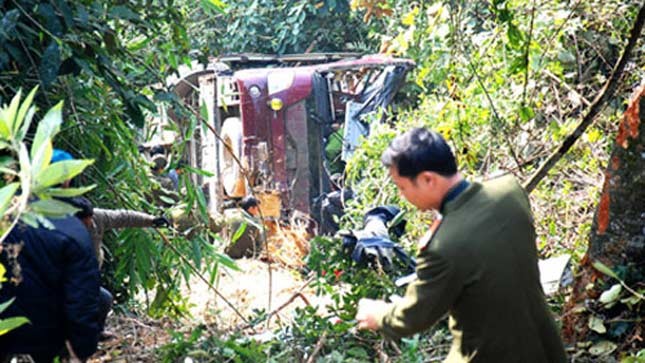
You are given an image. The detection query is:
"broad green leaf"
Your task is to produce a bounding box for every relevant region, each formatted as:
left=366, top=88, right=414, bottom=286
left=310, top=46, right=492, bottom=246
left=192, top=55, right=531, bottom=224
left=31, top=142, right=53, bottom=180
left=4, top=89, right=21, bottom=138
left=507, top=23, right=524, bottom=49
left=200, top=0, right=227, bottom=14
left=347, top=346, right=369, bottom=359
left=0, top=110, right=10, bottom=140
left=587, top=129, right=602, bottom=143
left=0, top=9, right=20, bottom=38
left=16, top=105, right=36, bottom=144
left=19, top=211, right=39, bottom=228
left=126, top=36, right=151, bottom=52
left=159, top=195, right=177, bottom=205
left=589, top=340, right=617, bottom=356
left=30, top=199, right=79, bottom=217
left=588, top=315, right=606, bottom=334
left=599, top=284, right=622, bottom=306
left=401, top=8, right=418, bottom=26
left=39, top=42, right=61, bottom=87
left=557, top=50, right=576, bottom=64
left=0, top=316, right=29, bottom=336
left=592, top=260, right=620, bottom=280
left=519, top=106, right=534, bottom=122
left=45, top=185, right=96, bottom=198
left=109, top=5, right=141, bottom=21
left=15, top=87, right=38, bottom=137
left=0, top=182, right=19, bottom=215
left=30, top=101, right=63, bottom=161
left=34, top=159, right=94, bottom=190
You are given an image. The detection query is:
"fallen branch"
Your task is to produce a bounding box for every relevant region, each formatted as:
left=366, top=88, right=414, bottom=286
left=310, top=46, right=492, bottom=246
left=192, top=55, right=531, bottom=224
left=233, top=274, right=316, bottom=332
left=305, top=331, right=328, bottom=363
left=523, top=1, right=645, bottom=193
left=542, top=69, right=591, bottom=107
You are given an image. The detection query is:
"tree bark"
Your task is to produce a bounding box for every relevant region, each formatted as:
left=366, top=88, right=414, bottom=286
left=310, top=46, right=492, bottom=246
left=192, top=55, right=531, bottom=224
left=562, top=85, right=645, bottom=345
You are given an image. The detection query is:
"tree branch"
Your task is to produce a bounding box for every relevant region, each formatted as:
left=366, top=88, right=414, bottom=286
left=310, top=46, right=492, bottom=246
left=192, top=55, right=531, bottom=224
left=523, top=1, right=645, bottom=193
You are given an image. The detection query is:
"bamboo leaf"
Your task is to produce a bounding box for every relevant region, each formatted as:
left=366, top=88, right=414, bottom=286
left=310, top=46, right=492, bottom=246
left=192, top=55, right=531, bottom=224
left=30, top=199, right=79, bottom=217
left=0, top=297, right=14, bottom=313
left=592, top=260, right=620, bottom=280
left=231, top=221, right=248, bottom=243
left=4, top=89, right=21, bottom=139
left=200, top=0, right=226, bottom=14
left=0, top=182, right=19, bottom=215
left=213, top=252, right=240, bottom=271
left=15, top=87, right=38, bottom=137
left=0, top=317, right=29, bottom=336
left=16, top=105, right=36, bottom=144
left=44, top=185, right=96, bottom=198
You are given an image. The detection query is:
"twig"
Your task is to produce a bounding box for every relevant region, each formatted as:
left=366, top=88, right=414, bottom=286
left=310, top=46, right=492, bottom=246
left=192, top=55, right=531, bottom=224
left=523, top=1, right=645, bottom=193
left=233, top=274, right=316, bottom=332
left=461, top=48, right=524, bottom=172
left=521, top=2, right=536, bottom=108
left=305, top=331, right=328, bottom=363
left=542, top=69, right=591, bottom=106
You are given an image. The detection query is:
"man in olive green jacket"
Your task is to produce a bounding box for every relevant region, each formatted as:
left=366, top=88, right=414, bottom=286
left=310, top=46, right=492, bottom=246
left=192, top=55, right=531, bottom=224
left=356, top=128, right=566, bottom=362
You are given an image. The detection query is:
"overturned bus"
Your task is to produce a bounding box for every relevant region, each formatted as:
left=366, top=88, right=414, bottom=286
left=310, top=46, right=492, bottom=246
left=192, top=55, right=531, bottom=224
left=165, top=53, right=414, bottom=230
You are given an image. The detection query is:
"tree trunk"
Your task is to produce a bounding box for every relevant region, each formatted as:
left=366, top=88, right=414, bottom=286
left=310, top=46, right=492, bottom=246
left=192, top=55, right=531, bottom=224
left=562, top=85, right=645, bottom=346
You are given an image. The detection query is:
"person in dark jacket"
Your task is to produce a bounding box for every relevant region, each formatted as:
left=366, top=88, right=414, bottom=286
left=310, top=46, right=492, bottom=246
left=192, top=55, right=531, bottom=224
left=355, top=128, right=566, bottom=362
left=224, top=196, right=263, bottom=259
left=0, top=215, right=100, bottom=362
left=66, top=196, right=168, bottom=341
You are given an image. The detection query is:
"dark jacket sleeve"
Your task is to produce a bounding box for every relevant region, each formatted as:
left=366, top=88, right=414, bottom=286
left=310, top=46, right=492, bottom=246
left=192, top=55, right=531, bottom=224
left=63, top=233, right=101, bottom=359
left=375, top=249, right=464, bottom=340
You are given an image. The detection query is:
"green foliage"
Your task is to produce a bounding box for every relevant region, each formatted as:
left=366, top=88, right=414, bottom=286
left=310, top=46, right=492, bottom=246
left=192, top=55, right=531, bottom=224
left=0, top=88, right=93, bottom=234
left=182, top=0, right=374, bottom=55
left=0, top=298, right=28, bottom=336
left=0, top=88, right=95, bottom=337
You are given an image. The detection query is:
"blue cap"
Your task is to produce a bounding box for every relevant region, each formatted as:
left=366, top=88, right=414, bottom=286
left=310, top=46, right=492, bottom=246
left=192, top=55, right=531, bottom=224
left=51, top=149, right=74, bottom=163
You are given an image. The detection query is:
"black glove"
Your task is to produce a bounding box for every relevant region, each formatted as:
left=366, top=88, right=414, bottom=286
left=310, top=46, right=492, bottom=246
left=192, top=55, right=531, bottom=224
left=152, top=216, right=170, bottom=228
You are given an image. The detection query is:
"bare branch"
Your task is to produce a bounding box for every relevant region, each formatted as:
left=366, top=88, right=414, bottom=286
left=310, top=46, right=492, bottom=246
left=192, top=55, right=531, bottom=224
left=523, top=1, right=645, bottom=193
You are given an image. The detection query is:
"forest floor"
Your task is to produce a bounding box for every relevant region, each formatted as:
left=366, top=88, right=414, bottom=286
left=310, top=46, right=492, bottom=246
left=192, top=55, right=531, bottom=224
left=87, top=221, right=322, bottom=362
left=90, top=258, right=329, bottom=361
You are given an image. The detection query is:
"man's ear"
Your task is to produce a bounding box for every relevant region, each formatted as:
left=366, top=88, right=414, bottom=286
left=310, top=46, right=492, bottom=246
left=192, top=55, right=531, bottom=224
left=417, top=171, right=435, bottom=186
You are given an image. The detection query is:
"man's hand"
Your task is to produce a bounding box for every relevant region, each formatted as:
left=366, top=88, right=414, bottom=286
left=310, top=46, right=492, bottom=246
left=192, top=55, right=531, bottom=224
left=152, top=216, right=170, bottom=228
left=355, top=298, right=390, bottom=331
left=65, top=341, right=82, bottom=363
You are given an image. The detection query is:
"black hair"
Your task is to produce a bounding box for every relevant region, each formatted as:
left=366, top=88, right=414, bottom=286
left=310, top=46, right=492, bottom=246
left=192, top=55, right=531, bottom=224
left=381, top=127, right=457, bottom=178
left=239, top=195, right=260, bottom=212
left=63, top=197, right=94, bottom=219
left=150, top=145, right=165, bottom=156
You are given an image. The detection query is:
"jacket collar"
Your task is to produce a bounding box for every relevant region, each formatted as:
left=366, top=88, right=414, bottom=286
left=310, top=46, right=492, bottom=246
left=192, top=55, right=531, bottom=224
left=441, top=180, right=479, bottom=215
